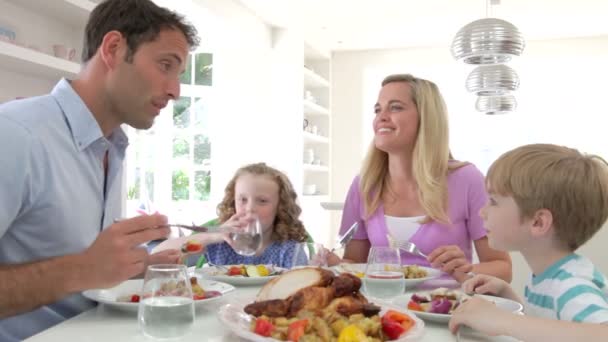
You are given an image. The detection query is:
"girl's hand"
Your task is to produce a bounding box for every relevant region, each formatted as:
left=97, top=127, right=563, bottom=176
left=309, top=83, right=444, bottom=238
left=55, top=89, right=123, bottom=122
left=462, top=274, right=509, bottom=297
left=427, top=245, right=473, bottom=277
left=449, top=296, right=511, bottom=336
left=219, top=213, right=250, bottom=245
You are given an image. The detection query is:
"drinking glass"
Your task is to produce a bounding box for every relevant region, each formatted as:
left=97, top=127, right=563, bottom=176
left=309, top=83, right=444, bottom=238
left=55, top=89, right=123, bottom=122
left=228, top=217, right=262, bottom=256
left=290, top=242, right=328, bottom=269
left=363, top=246, right=405, bottom=300
left=138, top=264, right=195, bottom=339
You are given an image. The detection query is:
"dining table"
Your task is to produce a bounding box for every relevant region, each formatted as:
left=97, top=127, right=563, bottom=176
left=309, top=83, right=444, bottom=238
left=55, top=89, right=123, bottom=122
left=24, top=277, right=517, bottom=342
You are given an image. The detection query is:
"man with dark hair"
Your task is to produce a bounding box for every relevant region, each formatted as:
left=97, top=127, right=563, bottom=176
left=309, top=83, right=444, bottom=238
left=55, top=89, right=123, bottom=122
left=0, top=0, right=200, bottom=340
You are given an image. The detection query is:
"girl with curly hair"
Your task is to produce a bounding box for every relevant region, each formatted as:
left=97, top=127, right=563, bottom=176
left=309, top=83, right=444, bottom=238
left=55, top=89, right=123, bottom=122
left=154, top=162, right=309, bottom=268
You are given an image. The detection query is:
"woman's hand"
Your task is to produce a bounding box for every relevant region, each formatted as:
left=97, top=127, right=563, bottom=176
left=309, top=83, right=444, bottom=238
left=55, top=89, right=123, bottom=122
left=427, top=245, right=473, bottom=279
left=324, top=249, right=342, bottom=266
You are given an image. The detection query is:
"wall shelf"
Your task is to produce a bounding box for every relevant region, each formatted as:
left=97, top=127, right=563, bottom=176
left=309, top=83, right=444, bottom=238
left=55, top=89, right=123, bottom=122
left=320, top=202, right=344, bottom=211
left=304, top=67, right=330, bottom=89
left=303, top=99, right=330, bottom=116
left=303, top=131, right=329, bottom=144
left=303, top=164, right=329, bottom=172
left=5, top=0, right=96, bottom=28
left=0, top=41, right=80, bottom=80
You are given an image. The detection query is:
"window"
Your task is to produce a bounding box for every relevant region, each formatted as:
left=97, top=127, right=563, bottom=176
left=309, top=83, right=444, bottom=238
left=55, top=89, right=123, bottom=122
left=125, top=52, right=214, bottom=227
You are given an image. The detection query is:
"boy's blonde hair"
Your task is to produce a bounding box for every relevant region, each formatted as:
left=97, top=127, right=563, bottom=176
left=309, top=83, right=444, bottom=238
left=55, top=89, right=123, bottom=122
left=487, top=144, right=608, bottom=250
left=360, top=74, right=466, bottom=224
left=216, top=163, right=308, bottom=243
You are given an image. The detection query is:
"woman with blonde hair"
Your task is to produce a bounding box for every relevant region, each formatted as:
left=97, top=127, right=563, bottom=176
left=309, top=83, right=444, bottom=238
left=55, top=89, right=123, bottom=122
left=332, top=74, right=512, bottom=282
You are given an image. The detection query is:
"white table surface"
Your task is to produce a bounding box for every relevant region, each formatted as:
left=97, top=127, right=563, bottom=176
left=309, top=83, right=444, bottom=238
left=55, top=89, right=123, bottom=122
left=24, top=284, right=517, bottom=342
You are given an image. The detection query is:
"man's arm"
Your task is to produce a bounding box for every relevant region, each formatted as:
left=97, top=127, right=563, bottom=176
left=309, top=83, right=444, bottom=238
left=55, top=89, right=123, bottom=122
left=0, top=255, right=84, bottom=318
left=0, top=215, right=171, bottom=318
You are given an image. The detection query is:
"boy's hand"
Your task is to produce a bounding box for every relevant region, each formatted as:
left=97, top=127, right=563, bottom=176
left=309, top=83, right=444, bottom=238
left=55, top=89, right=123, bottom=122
left=449, top=296, right=511, bottom=336
left=427, top=245, right=473, bottom=275
left=462, top=274, right=509, bottom=296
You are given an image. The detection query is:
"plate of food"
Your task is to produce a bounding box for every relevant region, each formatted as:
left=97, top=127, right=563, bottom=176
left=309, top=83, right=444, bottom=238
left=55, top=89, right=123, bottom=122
left=218, top=267, right=425, bottom=341
left=196, top=264, right=286, bottom=286
left=392, top=288, right=523, bottom=323
left=83, top=276, right=235, bottom=312
left=333, top=263, right=441, bottom=288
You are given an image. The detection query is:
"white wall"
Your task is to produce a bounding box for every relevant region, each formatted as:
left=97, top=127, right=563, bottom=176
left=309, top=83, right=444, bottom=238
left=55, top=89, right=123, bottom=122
left=331, top=35, right=608, bottom=295
left=185, top=1, right=331, bottom=242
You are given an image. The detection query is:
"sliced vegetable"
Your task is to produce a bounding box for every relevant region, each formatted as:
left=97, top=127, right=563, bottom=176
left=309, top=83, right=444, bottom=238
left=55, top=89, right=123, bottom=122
left=254, top=318, right=275, bottom=337
left=407, top=300, right=423, bottom=312
left=256, top=265, right=269, bottom=277
left=246, top=265, right=260, bottom=277
left=287, top=319, right=308, bottom=342
left=381, top=318, right=406, bottom=340
left=337, top=324, right=367, bottom=342
left=181, top=240, right=203, bottom=253
left=227, top=266, right=242, bottom=276
left=381, top=310, right=415, bottom=339
left=430, top=298, right=452, bottom=314
left=410, top=294, right=430, bottom=303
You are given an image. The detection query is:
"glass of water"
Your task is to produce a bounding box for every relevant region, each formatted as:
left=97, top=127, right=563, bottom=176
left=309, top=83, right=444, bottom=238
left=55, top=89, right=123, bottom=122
left=228, top=216, right=262, bottom=256
left=290, top=242, right=328, bottom=269
left=138, top=264, right=195, bottom=339
left=363, top=246, right=405, bottom=301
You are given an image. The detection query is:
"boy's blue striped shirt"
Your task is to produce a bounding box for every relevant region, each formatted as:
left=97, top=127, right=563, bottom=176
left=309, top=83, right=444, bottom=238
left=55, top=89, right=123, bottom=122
left=524, top=254, right=608, bottom=323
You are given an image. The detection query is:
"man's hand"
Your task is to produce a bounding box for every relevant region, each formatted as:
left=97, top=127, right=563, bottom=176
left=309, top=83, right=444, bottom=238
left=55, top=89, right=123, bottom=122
left=77, top=214, right=170, bottom=289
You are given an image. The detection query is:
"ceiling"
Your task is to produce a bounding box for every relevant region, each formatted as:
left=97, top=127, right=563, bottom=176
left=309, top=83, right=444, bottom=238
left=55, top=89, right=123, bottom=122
left=238, top=0, right=608, bottom=52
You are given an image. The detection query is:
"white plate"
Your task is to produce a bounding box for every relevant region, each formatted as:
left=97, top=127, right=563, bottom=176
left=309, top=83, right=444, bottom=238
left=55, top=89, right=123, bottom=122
left=218, top=300, right=425, bottom=341
left=333, top=263, right=442, bottom=288
left=195, top=265, right=286, bottom=286
left=392, top=292, right=523, bottom=323
left=83, top=278, right=235, bottom=312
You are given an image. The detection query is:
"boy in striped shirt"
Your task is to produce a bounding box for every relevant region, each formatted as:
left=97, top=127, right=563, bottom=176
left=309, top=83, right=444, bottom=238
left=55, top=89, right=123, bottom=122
left=450, top=144, right=608, bottom=341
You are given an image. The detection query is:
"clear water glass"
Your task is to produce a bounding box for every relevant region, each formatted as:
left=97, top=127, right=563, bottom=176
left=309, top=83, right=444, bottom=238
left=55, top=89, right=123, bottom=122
left=138, top=264, right=195, bottom=339
left=363, top=246, right=405, bottom=300
left=229, top=217, right=262, bottom=256
left=291, top=242, right=328, bottom=268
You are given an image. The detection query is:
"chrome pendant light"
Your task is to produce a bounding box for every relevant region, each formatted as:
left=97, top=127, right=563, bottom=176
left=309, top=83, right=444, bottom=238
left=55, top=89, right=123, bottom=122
left=476, top=95, right=517, bottom=115
left=451, top=18, right=525, bottom=64
left=451, top=0, right=524, bottom=115
left=466, top=64, right=520, bottom=96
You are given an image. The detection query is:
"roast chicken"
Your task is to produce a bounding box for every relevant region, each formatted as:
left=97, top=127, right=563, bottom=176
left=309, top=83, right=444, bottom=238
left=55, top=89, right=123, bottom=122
left=244, top=267, right=380, bottom=318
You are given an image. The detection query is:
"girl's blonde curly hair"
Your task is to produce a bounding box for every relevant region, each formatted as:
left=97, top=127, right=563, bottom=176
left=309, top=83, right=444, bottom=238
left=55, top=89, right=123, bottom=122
left=216, top=163, right=308, bottom=242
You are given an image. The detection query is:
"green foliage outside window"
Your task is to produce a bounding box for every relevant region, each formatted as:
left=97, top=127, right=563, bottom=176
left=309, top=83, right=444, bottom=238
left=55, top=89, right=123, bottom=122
left=172, top=169, right=190, bottom=200
left=194, top=171, right=211, bottom=201
left=195, top=53, right=213, bottom=86
left=173, top=97, right=191, bottom=128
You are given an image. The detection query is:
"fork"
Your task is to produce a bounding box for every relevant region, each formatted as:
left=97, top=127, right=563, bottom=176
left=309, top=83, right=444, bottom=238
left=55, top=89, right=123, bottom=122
left=207, top=260, right=229, bottom=272
left=113, top=218, right=217, bottom=233
left=386, top=235, right=428, bottom=258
